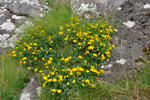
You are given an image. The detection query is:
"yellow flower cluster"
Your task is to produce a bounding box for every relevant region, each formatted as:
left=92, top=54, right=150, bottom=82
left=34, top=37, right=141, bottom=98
left=51, top=89, right=62, bottom=95
left=60, top=56, right=72, bottom=63
left=11, top=16, right=116, bottom=98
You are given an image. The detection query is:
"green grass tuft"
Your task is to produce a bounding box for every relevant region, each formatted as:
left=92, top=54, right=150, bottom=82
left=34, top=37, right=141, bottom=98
left=0, top=50, right=30, bottom=100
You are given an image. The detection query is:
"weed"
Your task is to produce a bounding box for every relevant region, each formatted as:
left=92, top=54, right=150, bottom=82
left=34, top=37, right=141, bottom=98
left=10, top=3, right=116, bottom=100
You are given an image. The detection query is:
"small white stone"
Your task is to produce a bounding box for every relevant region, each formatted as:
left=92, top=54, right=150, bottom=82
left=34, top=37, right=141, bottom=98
left=144, top=4, right=150, bottom=9
left=0, top=14, right=4, bottom=17
left=39, top=13, right=45, bottom=18
left=6, top=19, right=11, bottom=22
left=19, top=92, right=31, bottom=100
left=123, top=21, right=135, bottom=28
left=30, top=78, right=35, bottom=83
left=8, top=35, right=18, bottom=42
left=3, top=34, right=10, bottom=38
left=116, top=59, right=126, bottom=65
left=9, top=43, right=15, bottom=48
left=25, top=21, right=34, bottom=27
left=12, top=15, right=23, bottom=20
left=40, top=8, right=43, bottom=11
left=0, top=21, right=15, bottom=31
left=45, top=3, right=48, bottom=5
left=101, top=65, right=105, bottom=69
left=117, top=7, right=122, bottom=10
left=107, top=64, right=113, bottom=68
left=107, top=59, right=109, bottom=61
left=36, top=87, right=42, bottom=96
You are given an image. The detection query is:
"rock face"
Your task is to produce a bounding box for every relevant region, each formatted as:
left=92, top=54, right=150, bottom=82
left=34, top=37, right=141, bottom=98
left=99, top=0, right=150, bottom=82
left=70, top=0, right=128, bottom=18
left=19, top=78, right=41, bottom=100
left=0, top=0, right=49, bottom=17
left=0, top=0, right=50, bottom=49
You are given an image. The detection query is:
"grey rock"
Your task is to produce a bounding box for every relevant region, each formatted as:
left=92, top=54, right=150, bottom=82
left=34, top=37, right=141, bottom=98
left=0, top=0, right=49, bottom=17
left=70, top=0, right=128, bottom=18
left=19, top=77, right=41, bottom=100
left=100, top=0, right=150, bottom=82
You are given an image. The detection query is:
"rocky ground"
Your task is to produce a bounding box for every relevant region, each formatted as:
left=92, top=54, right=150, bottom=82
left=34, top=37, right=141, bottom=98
left=0, top=0, right=150, bottom=99
left=101, top=0, right=150, bottom=82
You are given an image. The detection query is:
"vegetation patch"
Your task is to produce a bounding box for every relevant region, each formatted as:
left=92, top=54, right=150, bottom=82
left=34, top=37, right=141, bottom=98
left=9, top=3, right=116, bottom=100
left=0, top=51, right=30, bottom=100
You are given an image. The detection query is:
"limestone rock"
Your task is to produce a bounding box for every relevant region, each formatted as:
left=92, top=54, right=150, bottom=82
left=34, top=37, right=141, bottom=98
left=0, top=0, right=50, bottom=17
left=70, top=0, right=128, bottom=18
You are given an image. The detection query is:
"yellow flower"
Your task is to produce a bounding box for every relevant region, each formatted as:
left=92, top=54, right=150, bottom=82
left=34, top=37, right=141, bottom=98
left=23, top=48, right=26, bottom=51
left=12, top=54, right=17, bottom=57
left=85, top=51, right=89, bottom=55
left=64, top=38, right=68, bottom=41
left=86, top=70, right=90, bottom=73
left=84, top=60, right=87, bottom=63
left=51, top=72, right=55, bottom=76
left=43, top=76, right=47, bottom=81
left=88, top=46, right=94, bottom=50
left=22, top=57, right=27, bottom=60
left=67, top=82, right=69, bottom=86
left=11, top=50, right=16, bottom=54
left=114, top=29, right=117, bottom=31
left=70, top=72, right=73, bottom=76
left=59, top=31, right=63, bottom=35
left=78, top=42, right=81, bottom=45
left=48, top=79, right=52, bottom=82
left=34, top=68, right=38, bottom=72
left=34, top=57, right=37, bottom=60
left=67, top=29, right=71, bottom=32
left=49, top=48, right=52, bottom=50
left=32, top=52, right=35, bottom=55
left=91, top=85, right=95, bottom=88
left=42, top=57, right=45, bottom=61
left=85, top=79, right=90, bottom=84
left=100, top=54, right=106, bottom=61
left=100, top=70, right=104, bottom=74
left=23, top=61, right=26, bottom=64
left=34, top=43, right=37, bottom=46
left=93, top=53, right=97, bottom=57
left=27, top=46, right=32, bottom=50
left=72, top=80, right=75, bottom=84
left=51, top=89, right=56, bottom=92
left=78, top=55, right=83, bottom=59
left=39, top=70, right=43, bottom=73
left=82, top=84, right=85, bottom=87
left=60, top=26, right=63, bottom=30
left=57, top=89, right=62, bottom=94
left=90, top=66, right=94, bottom=70
left=27, top=67, right=30, bottom=70
left=73, top=40, right=76, bottom=43
left=73, top=30, right=76, bottom=33
left=53, top=78, right=57, bottom=82
left=112, top=45, right=115, bottom=48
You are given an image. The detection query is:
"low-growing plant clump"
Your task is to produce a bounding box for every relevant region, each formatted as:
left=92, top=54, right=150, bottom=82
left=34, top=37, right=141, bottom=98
left=10, top=16, right=116, bottom=99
